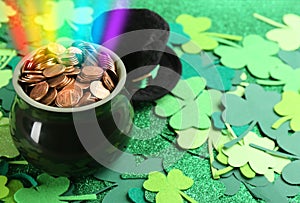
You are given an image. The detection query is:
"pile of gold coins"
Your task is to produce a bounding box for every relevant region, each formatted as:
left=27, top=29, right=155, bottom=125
left=18, top=42, right=119, bottom=108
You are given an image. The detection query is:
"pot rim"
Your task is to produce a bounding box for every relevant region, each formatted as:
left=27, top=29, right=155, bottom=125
left=12, top=43, right=127, bottom=113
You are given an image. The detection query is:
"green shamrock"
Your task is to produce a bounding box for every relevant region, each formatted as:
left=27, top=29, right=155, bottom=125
left=0, top=1, right=16, bottom=28
left=0, top=175, right=9, bottom=199
left=34, top=0, right=94, bottom=31
left=128, top=188, right=148, bottom=203
left=257, top=64, right=300, bottom=92
left=0, top=48, right=16, bottom=88
left=214, top=35, right=282, bottom=79
left=1, top=179, right=23, bottom=203
left=254, top=13, right=300, bottom=51
left=155, top=77, right=212, bottom=130
left=143, top=169, right=197, bottom=203
left=0, top=114, right=19, bottom=158
left=14, top=173, right=97, bottom=203
left=176, top=14, right=242, bottom=52
left=272, top=91, right=300, bottom=132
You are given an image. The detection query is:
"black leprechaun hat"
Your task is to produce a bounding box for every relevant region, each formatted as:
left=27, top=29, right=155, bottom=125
left=92, top=9, right=182, bottom=101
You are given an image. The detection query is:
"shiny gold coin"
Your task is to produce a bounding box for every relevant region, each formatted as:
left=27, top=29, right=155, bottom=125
left=43, top=64, right=66, bottom=78
left=81, top=66, right=103, bottom=79
left=55, top=88, right=81, bottom=108
left=29, top=81, right=49, bottom=101
left=90, top=81, right=110, bottom=99
left=64, top=67, right=81, bottom=76
left=47, top=43, right=66, bottom=55
left=40, top=88, right=57, bottom=105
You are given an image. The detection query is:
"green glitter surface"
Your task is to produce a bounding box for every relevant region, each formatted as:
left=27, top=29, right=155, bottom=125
left=4, top=1, right=300, bottom=202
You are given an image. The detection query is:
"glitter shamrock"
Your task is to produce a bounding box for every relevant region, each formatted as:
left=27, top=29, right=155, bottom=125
left=272, top=91, right=300, bottom=132
left=214, top=35, right=282, bottom=79
left=176, top=14, right=242, bottom=52
left=143, top=169, right=196, bottom=203
left=0, top=175, right=9, bottom=199
left=155, top=77, right=212, bottom=130
left=254, top=13, right=300, bottom=51
left=34, top=0, right=94, bottom=31
left=257, top=64, right=300, bottom=92
left=14, top=173, right=97, bottom=203
left=0, top=1, right=16, bottom=28
left=221, top=84, right=288, bottom=148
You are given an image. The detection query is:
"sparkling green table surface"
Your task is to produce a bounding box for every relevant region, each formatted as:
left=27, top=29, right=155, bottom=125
left=2, top=0, right=300, bottom=203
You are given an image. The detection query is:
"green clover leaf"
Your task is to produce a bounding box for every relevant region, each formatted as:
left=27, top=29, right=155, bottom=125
left=272, top=91, right=300, bottom=131
left=1, top=179, right=23, bottom=203
left=257, top=64, right=300, bottom=92
left=254, top=13, right=300, bottom=51
left=0, top=175, right=9, bottom=199
left=155, top=77, right=212, bottom=130
left=0, top=115, right=19, bottom=158
left=34, top=0, right=94, bottom=31
left=14, top=173, right=96, bottom=203
left=0, top=1, right=16, bottom=28
left=143, top=169, right=196, bottom=203
left=214, top=35, right=282, bottom=79
left=128, top=188, right=148, bottom=203
left=176, top=14, right=242, bottom=52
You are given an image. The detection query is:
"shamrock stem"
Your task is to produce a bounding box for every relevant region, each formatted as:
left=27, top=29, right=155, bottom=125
left=178, top=190, right=198, bottom=203
left=0, top=50, right=16, bottom=70
left=253, top=13, right=287, bottom=28
left=93, top=183, right=118, bottom=194
left=59, top=194, right=97, bottom=201
left=211, top=37, right=242, bottom=48
left=66, top=20, right=79, bottom=31
left=8, top=160, right=28, bottom=165
left=224, top=121, right=257, bottom=149
left=214, top=166, right=234, bottom=177
left=208, top=137, right=220, bottom=179
left=121, top=173, right=148, bottom=179
left=249, top=143, right=300, bottom=160
left=256, top=79, right=285, bottom=86
left=205, top=32, right=242, bottom=41
left=272, top=115, right=293, bottom=129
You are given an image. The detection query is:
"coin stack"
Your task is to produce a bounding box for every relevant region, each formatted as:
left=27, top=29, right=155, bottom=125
left=18, top=42, right=119, bottom=108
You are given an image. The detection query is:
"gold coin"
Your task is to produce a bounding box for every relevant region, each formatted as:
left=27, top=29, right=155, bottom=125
left=29, top=81, right=49, bottom=101
left=40, top=88, right=57, bottom=105
left=43, top=64, right=66, bottom=78
left=47, top=42, right=66, bottom=55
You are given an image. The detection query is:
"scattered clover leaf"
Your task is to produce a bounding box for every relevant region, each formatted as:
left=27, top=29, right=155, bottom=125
left=282, top=160, right=300, bottom=184
left=94, top=168, right=145, bottom=203
left=0, top=175, right=9, bottom=199
left=34, top=0, right=94, bottom=31
left=254, top=13, right=300, bottom=51
left=257, top=64, right=300, bottom=92
left=0, top=0, right=16, bottom=28
left=128, top=188, right=148, bottom=203
left=0, top=84, right=16, bottom=111
left=176, top=14, right=242, bottom=52
left=175, top=127, right=209, bottom=149
left=272, top=91, right=300, bottom=131
left=155, top=77, right=212, bottom=130
left=222, top=132, right=290, bottom=176
left=278, top=49, right=300, bottom=69
left=143, top=169, right=196, bottom=203
left=1, top=179, right=23, bottom=203
left=0, top=69, right=12, bottom=89
left=222, top=84, right=289, bottom=140
left=181, top=54, right=235, bottom=91
left=0, top=116, right=19, bottom=158
left=214, top=35, right=282, bottom=79
left=14, top=173, right=96, bottom=203
left=168, top=23, right=190, bottom=45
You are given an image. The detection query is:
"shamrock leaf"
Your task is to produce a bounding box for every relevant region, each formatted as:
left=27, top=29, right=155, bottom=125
left=222, top=84, right=289, bottom=140
left=175, top=127, right=209, bottom=149
left=34, top=0, right=94, bottom=31
left=143, top=169, right=196, bottom=203
left=14, top=173, right=96, bottom=203
left=0, top=175, right=9, bottom=199
left=94, top=168, right=145, bottom=203
left=181, top=54, right=235, bottom=91
left=254, top=13, right=300, bottom=51
left=0, top=82, right=16, bottom=111
left=0, top=69, right=12, bottom=89
left=155, top=77, right=212, bottom=130
left=176, top=14, right=242, bottom=52
left=128, top=188, right=148, bottom=203
left=222, top=132, right=290, bottom=176
left=168, top=23, right=190, bottom=45
left=0, top=115, right=19, bottom=158
left=214, top=35, right=282, bottom=79
left=278, top=49, right=300, bottom=69
left=272, top=91, right=300, bottom=131
left=1, top=179, right=23, bottom=203
left=0, top=1, right=16, bottom=28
